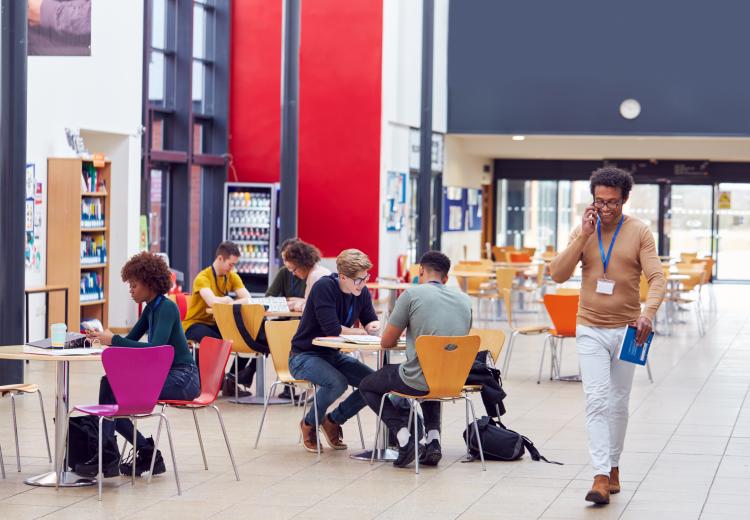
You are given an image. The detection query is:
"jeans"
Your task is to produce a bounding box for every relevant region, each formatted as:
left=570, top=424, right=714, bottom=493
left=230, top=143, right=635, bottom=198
left=576, top=325, right=634, bottom=476
left=99, top=363, right=201, bottom=451
left=289, top=350, right=374, bottom=426
left=359, top=363, right=438, bottom=433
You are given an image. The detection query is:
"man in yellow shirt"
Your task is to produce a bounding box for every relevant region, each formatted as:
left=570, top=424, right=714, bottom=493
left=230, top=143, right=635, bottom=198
left=183, top=241, right=256, bottom=396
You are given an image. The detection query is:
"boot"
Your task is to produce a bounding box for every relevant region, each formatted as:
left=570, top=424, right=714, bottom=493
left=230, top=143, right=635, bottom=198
left=74, top=453, right=120, bottom=478
left=222, top=373, right=251, bottom=398
left=119, top=437, right=166, bottom=477
left=609, top=467, right=620, bottom=494
left=585, top=474, right=610, bottom=504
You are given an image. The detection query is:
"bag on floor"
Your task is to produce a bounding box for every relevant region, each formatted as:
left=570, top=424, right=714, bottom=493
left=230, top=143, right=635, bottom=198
left=462, top=416, right=562, bottom=464
left=66, top=415, right=119, bottom=470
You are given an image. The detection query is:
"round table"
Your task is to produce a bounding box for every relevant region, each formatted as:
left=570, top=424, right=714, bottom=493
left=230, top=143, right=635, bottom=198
left=366, top=282, right=413, bottom=313
left=312, top=337, right=405, bottom=462
left=450, top=271, right=496, bottom=293
left=0, top=345, right=101, bottom=487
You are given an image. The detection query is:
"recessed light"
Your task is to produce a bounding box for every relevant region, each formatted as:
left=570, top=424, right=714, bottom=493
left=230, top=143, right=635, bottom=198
left=619, top=99, right=641, bottom=120
left=512, top=135, right=526, bottom=141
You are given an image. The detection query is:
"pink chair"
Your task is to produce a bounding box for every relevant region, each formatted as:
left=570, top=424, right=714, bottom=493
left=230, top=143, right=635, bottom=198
left=157, top=337, right=239, bottom=481
left=64, top=346, right=180, bottom=501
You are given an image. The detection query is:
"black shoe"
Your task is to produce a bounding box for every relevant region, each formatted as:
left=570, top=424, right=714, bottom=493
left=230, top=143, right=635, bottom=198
left=278, top=386, right=294, bottom=400
left=222, top=374, right=252, bottom=398
left=237, top=359, right=257, bottom=386
left=419, top=439, right=442, bottom=466
left=119, top=437, right=166, bottom=477
left=393, top=436, right=425, bottom=468
left=75, top=453, right=119, bottom=478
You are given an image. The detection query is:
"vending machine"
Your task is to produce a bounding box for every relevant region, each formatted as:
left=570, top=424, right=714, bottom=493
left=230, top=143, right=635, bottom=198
left=223, top=182, right=280, bottom=294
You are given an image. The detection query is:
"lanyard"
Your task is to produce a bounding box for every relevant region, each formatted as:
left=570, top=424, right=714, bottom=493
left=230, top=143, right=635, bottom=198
left=147, top=295, right=164, bottom=342
left=211, top=266, right=228, bottom=296
left=597, top=215, right=625, bottom=275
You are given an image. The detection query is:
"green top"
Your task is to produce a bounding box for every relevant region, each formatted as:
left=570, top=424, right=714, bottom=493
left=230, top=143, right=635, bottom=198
left=388, top=282, right=472, bottom=391
left=112, top=296, right=194, bottom=367
left=265, top=266, right=306, bottom=298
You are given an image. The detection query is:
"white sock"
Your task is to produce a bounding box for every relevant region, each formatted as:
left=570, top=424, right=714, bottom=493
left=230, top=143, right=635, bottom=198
left=397, top=427, right=411, bottom=447
left=426, top=430, right=440, bottom=444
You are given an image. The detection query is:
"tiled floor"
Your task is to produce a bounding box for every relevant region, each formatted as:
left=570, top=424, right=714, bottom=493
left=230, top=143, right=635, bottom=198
left=0, top=285, right=748, bottom=519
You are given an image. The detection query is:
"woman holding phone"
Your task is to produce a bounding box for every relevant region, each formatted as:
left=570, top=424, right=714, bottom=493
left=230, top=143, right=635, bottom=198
left=80, top=252, right=199, bottom=479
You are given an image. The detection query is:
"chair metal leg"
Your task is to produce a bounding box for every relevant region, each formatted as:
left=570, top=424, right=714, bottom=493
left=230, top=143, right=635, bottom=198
left=537, top=336, right=548, bottom=385
left=36, top=391, right=52, bottom=463
left=298, top=388, right=309, bottom=444
left=412, top=400, right=419, bottom=475
left=646, top=359, right=654, bottom=384
left=147, top=407, right=165, bottom=484
left=370, top=393, right=388, bottom=465
left=312, top=385, right=321, bottom=461
left=502, top=332, right=519, bottom=375
left=132, top=418, right=138, bottom=485
left=98, top=416, right=104, bottom=501
left=0, top=432, right=5, bottom=479
left=211, top=405, right=240, bottom=481
left=235, top=355, right=239, bottom=402
left=254, top=380, right=279, bottom=449
left=464, top=397, right=471, bottom=460
left=10, top=394, right=20, bottom=472
left=191, top=408, right=208, bottom=470
left=467, top=398, right=486, bottom=471
left=159, top=414, right=181, bottom=496
left=356, top=412, right=365, bottom=449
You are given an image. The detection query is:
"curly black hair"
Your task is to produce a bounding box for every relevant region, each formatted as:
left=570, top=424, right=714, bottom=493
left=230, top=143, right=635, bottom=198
left=419, top=250, right=451, bottom=277
left=120, top=252, right=172, bottom=295
left=283, top=240, right=321, bottom=270
left=590, top=167, right=634, bottom=200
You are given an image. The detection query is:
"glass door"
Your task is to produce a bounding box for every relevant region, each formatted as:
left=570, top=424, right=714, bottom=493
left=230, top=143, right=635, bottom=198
left=626, top=184, right=660, bottom=250
left=716, top=183, right=750, bottom=280
left=668, top=185, right=713, bottom=259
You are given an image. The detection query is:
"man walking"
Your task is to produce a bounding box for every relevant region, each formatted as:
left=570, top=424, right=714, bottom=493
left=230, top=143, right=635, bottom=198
left=550, top=167, right=665, bottom=504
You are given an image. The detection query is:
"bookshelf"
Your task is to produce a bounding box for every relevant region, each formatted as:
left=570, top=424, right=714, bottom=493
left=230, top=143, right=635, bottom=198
left=47, top=158, right=111, bottom=332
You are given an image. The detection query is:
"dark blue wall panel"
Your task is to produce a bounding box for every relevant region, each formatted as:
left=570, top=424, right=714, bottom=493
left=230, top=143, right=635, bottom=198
left=448, top=0, right=750, bottom=136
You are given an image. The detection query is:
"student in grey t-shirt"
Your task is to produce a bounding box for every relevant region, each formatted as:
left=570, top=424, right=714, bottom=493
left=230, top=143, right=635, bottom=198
left=359, top=251, right=472, bottom=469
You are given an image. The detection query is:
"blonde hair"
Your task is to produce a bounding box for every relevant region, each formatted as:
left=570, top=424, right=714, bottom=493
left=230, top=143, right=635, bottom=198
left=336, top=249, right=373, bottom=278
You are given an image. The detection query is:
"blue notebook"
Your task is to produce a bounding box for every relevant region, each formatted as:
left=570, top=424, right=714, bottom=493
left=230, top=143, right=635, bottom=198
left=619, top=325, right=654, bottom=366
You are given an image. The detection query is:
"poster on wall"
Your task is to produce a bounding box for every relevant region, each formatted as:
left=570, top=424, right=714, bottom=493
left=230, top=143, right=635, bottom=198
left=385, top=171, right=407, bottom=232
left=442, top=186, right=466, bottom=232
left=28, top=0, right=92, bottom=56
left=24, top=164, right=42, bottom=272
left=466, top=189, right=482, bottom=231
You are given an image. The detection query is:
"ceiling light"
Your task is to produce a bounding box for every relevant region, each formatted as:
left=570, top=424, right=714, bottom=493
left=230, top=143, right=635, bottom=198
left=512, top=135, right=526, bottom=141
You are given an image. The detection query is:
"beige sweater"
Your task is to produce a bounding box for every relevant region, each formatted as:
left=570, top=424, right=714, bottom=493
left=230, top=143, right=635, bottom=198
left=549, top=216, right=666, bottom=328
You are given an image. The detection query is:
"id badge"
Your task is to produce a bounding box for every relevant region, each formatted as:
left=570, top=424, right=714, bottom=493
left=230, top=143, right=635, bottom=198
left=596, top=278, right=615, bottom=295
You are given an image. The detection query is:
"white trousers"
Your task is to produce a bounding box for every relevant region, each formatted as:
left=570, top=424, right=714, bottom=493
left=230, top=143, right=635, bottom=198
left=576, top=325, right=635, bottom=476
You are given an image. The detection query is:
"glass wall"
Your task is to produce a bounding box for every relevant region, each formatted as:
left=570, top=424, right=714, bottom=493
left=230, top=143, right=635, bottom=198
left=669, top=185, right=713, bottom=258
left=627, top=184, right=659, bottom=249
left=717, top=183, right=750, bottom=280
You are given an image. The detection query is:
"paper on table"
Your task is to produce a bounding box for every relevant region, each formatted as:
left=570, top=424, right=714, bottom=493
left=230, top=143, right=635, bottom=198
left=340, top=335, right=383, bottom=344
left=23, top=345, right=103, bottom=356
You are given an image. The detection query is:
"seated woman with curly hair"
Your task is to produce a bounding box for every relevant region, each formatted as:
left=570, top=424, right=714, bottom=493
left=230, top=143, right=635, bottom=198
left=81, top=252, right=200, bottom=479
left=283, top=240, right=331, bottom=312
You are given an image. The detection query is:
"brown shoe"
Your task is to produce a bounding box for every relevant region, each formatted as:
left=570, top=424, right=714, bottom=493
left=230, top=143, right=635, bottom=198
left=585, top=474, right=610, bottom=505
left=300, top=420, right=321, bottom=453
left=609, top=467, right=620, bottom=494
left=320, top=414, right=348, bottom=450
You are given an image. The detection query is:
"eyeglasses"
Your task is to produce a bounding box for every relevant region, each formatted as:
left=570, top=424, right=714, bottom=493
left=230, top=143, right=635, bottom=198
left=347, top=273, right=370, bottom=286
left=593, top=199, right=623, bottom=210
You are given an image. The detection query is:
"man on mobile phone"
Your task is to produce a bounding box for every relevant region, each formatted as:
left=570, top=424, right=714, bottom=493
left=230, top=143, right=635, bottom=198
left=550, top=167, right=665, bottom=505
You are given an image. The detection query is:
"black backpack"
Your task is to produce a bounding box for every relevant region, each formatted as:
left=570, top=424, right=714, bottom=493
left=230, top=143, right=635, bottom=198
left=462, top=416, right=562, bottom=464
left=66, top=416, right=119, bottom=470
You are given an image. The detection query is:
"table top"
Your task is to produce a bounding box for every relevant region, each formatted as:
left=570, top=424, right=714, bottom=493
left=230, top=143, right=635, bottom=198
left=206, top=308, right=302, bottom=318
left=451, top=271, right=497, bottom=278
left=312, top=337, right=406, bottom=351
left=366, top=282, right=414, bottom=291
left=667, top=274, right=692, bottom=281
left=0, top=345, right=101, bottom=362
left=494, top=261, right=541, bottom=269
left=25, top=285, right=69, bottom=294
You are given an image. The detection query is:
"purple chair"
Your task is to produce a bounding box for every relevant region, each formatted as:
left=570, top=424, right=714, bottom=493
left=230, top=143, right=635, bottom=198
left=63, top=346, right=180, bottom=500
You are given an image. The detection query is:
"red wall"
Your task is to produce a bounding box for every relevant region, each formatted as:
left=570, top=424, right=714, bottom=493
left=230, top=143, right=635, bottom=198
left=230, top=1, right=383, bottom=275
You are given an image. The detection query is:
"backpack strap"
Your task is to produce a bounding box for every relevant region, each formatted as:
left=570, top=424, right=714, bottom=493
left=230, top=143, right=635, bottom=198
left=521, top=435, right=563, bottom=465
left=232, top=304, right=265, bottom=354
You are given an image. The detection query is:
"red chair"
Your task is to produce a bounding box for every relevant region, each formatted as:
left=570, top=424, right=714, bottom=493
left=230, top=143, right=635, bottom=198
left=156, top=337, right=240, bottom=481
left=541, top=293, right=579, bottom=384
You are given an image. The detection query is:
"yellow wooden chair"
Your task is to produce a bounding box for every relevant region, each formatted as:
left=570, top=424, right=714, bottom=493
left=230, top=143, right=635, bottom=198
left=0, top=384, right=52, bottom=476
left=470, top=328, right=506, bottom=367
left=501, top=288, right=550, bottom=376
left=213, top=303, right=266, bottom=403
left=370, top=335, right=485, bottom=473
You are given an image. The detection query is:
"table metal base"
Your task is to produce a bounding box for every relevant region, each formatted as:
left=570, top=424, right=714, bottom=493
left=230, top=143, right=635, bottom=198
left=228, top=396, right=292, bottom=405
left=350, top=447, right=399, bottom=462
left=25, top=471, right=95, bottom=487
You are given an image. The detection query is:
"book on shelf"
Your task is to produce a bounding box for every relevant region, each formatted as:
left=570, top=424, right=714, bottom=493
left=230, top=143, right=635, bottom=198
left=81, top=198, right=104, bottom=228
left=81, top=163, right=106, bottom=193
left=80, top=272, right=104, bottom=302
left=80, top=236, right=107, bottom=264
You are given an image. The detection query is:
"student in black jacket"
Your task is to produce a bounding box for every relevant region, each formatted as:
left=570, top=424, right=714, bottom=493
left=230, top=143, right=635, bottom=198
left=289, top=249, right=380, bottom=453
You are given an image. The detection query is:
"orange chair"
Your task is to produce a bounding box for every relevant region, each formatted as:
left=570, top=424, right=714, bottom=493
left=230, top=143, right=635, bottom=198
left=509, top=253, right=532, bottom=263
left=540, top=294, right=579, bottom=384
left=501, top=289, right=550, bottom=376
